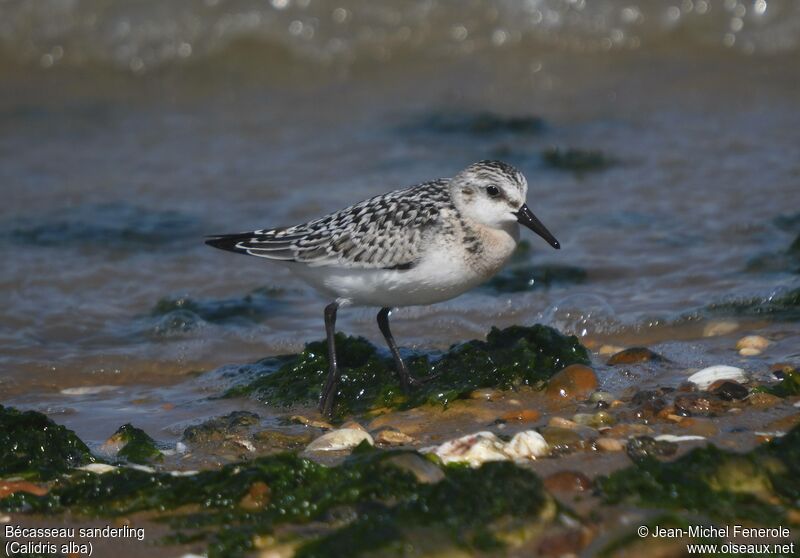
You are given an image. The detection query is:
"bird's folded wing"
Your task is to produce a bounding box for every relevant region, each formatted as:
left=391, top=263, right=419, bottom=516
left=206, top=181, right=451, bottom=270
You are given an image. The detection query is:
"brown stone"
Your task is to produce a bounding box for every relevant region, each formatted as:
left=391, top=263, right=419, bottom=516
left=537, top=530, right=586, bottom=558
left=607, top=347, right=666, bottom=365
left=500, top=409, right=541, bottom=422
left=679, top=417, right=719, bottom=437
left=545, top=364, right=598, bottom=401
left=595, top=437, right=624, bottom=451
left=289, top=415, right=333, bottom=430
left=709, top=380, right=749, bottom=401
left=748, top=392, right=782, bottom=408
left=340, top=421, right=367, bottom=432
left=0, top=481, right=48, bottom=499
left=604, top=423, right=655, bottom=438
left=543, top=471, right=593, bottom=492
left=374, top=429, right=415, bottom=446
left=239, top=481, right=271, bottom=511
left=548, top=416, right=579, bottom=429
left=540, top=426, right=586, bottom=453
left=674, top=394, right=726, bottom=417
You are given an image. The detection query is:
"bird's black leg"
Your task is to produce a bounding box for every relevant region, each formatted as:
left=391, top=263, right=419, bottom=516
left=377, top=307, right=438, bottom=392
left=318, top=302, right=340, bottom=416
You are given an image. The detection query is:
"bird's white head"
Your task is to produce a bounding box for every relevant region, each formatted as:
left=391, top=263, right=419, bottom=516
left=449, top=160, right=560, bottom=249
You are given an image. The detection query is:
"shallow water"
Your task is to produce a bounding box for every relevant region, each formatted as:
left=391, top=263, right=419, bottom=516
left=1, top=0, right=799, bottom=444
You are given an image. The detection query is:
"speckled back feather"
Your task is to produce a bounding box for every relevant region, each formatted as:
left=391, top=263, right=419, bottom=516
left=206, top=178, right=453, bottom=270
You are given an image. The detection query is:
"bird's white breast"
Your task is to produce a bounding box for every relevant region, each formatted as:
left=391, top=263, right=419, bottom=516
left=287, top=221, right=519, bottom=307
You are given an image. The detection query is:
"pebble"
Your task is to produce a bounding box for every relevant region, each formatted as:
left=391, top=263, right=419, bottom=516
left=239, top=481, right=271, bottom=511
left=469, top=388, right=503, bottom=401
left=589, top=391, right=615, bottom=403
left=304, top=428, right=373, bottom=452
left=709, top=380, right=749, bottom=401
left=674, top=393, right=725, bottom=417
left=428, top=431, right=509, bottom=467
left=540, top=426, right=585, bottom=453
left=0, top=481, right=49, bottom=499
left=604, top=423, right=654, bottom=438
left=543, top=471, right=593, bottom=492
left=289, top=415, right=333, bottom=430
left=702, top=320, right=739, bottom=337
left=426, top=429, right=549, bottom=466
left=499, top=409, right=541, bottom=422
left=626, top=436, right=677, bottom=460
left=598, top=344, right=625, bottom=356
left=739, top=347, right=762, bottom=357
left=595, top=437, right=624, bottom=452
left=374, top=429, right=415, bottom=446
left=573, top=411, right=615, bottom=428
left=384, top=454, right=445, bottom=484
left=607, top=347, right=666, bottom=365
left=748, top=392, right=782, bottom=408
left=504, top=430, right=549, bottom=460
left=679, top=417, right=718, bottom=437
left=548, top=416, right=579, bottom=429
left=736, top=335, right=770, bottom=356
left=687, top=365, right=747, bottom=389
left=339, top=421, right=367, bottom=432
left=545, top=364, right=598, bottom=401
left=0, top=515, right=10, bottom=523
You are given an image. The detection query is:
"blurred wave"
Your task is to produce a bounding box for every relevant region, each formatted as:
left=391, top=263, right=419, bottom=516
left=2, top=0, right=799, bottom=72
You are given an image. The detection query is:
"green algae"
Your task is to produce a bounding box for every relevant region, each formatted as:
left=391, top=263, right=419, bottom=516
left=597, top=424, right=800, bottom=526
left=227, top=324, right=590, bottom=417
left=542, top=147, right=615, bottom=172
left=109, top=424, right=163, bottom=464
left=763, top=367, right=800, bottom=397
left=2, top=449, right=554, bottom=558
left=0, top=405, right=94, bottom=480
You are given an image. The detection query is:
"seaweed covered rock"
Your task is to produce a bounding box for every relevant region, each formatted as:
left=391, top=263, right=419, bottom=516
left=102, top=424, right=162, bottom=464
left=1, top=449, right=555, bottom=558
left=597, top=424, right=800, bottom=525
left=0, top=405, right=95, bottom=480
left=228, top=324, right=590, bottom=417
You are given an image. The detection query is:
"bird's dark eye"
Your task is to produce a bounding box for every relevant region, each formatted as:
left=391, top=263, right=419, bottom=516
left=486, top=186, right=500, bottom=197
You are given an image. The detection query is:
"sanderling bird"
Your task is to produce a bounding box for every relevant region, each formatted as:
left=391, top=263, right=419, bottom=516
left=207, top=160, right=560, bottom=415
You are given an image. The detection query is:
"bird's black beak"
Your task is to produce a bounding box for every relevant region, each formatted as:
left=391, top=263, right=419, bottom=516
left=514, top=204, right=560, bottom=249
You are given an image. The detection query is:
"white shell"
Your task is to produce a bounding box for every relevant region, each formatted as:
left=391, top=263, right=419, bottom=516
left=504, top=430, right=549, bottom=460
left=654, top=434, right=706, bottom=442
left=687, top=365, right=747, bottom=389
left=76, top=463, right=117, bottom=474
left=60, top=385, right=118, bottom=395
left=430, top=431, right=509, bottom=467
left=305, top=428, right=374, bottom=452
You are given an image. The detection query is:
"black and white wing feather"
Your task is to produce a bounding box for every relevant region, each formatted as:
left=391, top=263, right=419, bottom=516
left=206, top=179, right=452, bottom=270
